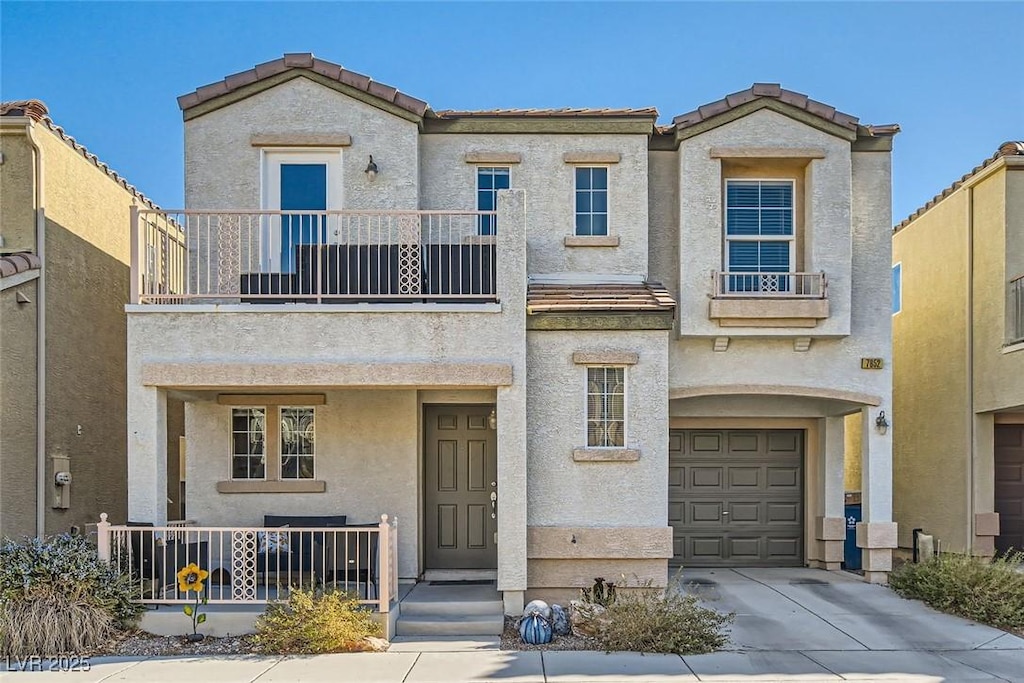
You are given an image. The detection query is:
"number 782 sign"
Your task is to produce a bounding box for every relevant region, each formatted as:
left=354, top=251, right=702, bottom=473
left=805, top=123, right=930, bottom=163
left=860, top=358, right=884, bottom=370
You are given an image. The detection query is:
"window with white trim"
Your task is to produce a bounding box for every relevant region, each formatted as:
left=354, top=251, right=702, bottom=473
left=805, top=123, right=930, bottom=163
left=586, top=366, right=625, bottom=447
left=232, top=408, right=266, bottom=480
left=575, top=167, right=608, bottom=236
left=477, top=167, right=509, bottom=235
left=725, top=180, right=794, bottom=292
left=280, top=406, right=315, bottom=479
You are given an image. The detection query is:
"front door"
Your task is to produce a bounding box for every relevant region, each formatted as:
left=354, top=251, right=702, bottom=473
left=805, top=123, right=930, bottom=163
left=423, top=405, right=498, bottom=569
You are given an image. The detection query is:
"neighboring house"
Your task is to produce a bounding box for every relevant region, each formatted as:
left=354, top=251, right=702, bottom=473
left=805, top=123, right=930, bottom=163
left=123, top=54, right=898, bottom=623
left=0, top=101, right=182, bottom=541
left=890, top=142, right=1024, bottom=558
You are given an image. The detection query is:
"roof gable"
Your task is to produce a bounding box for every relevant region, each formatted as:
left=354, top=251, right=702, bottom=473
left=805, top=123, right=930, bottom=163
left=178, top=54, right=429, bottom=123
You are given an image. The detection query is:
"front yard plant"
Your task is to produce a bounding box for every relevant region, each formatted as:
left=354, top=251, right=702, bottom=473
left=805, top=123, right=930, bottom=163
left=0, top=534, right=143, bottom=657
left=889, top=550, right=1024, bottom=631
left=253, top=587, right=383, bottom=654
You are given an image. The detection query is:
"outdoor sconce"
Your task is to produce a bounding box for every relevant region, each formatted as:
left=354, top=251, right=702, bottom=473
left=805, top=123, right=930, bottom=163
left=488, top=408, right=498, bottom=430
left=364, top=155, right=379, bottom=181
left=875, top=410, right=889, bottom=435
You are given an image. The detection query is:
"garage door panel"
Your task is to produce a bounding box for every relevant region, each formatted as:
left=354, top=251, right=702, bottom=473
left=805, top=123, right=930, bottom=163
left=669, top=429, right=803, bottom=567
left=996, top=425, right=1024, bottom=556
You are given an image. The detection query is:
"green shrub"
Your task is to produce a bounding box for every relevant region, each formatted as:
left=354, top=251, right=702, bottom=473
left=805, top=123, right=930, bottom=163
left=253, top=587, right=382, bottom=654
left=580, top=577, right=617, bottom=607
left=889, top=550, right=1024, bottom=629
left=594, top=587, right=732, bottom=655
left=0, top=534, right=144, bottom=656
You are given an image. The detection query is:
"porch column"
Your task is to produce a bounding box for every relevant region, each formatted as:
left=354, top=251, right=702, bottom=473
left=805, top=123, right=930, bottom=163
left=972, top=414, right=999, bottom=557
left=127, top=385, right=168, bottom=524
left=856, top=405, right=896, bottom=583
left=814, top=416, right=846, bottom=569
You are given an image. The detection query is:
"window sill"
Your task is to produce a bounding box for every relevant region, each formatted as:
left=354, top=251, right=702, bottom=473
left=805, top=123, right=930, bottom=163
left=564, top=235, right=620, bottom=248
left=1002, top=339, right=1024, bottom=354
left=216, top=480, right=326, bottom=494
left=709, top=298, right=829, bottom=327
left=573, top=448, right=640, bottom=462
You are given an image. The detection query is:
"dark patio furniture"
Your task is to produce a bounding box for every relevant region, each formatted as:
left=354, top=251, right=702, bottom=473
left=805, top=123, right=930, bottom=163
left=257, top=515, right=347, bottom=583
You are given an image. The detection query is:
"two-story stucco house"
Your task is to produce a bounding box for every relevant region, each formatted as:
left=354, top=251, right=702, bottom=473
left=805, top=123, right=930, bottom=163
left=888, top=142, right=1024, bottom=559
left=122, top=54, right=898, bottom=633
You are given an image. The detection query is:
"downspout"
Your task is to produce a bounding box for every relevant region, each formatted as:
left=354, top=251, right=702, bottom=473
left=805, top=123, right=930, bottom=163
left=24, top=119, right=47, bottom=538
left=966, top=185, right=975, bottom=551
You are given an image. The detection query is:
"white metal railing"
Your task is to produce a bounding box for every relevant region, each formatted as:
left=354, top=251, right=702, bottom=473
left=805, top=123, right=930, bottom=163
left=96, top=513, right=397, bottom=612
left=130, top=209, right=499, bottom=304
left=713, top=271, right=827, bottom=298
left=1011, top=275, right=1024, bottom=344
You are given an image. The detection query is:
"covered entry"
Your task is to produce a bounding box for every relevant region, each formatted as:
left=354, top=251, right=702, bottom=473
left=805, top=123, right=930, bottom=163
left=669, top=429, right=804, bottom=567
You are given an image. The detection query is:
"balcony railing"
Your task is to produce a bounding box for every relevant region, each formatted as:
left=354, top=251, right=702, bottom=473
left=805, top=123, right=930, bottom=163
left=1011, top=275, right=1024, bottom=344
left=131, top=210, right=499, bottom=304
left=712, top=271, right=827, bottom=299
left=96, top=514, right=398, bottom=612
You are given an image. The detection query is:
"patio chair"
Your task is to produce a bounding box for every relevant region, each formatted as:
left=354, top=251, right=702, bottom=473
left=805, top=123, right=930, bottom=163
left=125, top=521, right=159, bottom=597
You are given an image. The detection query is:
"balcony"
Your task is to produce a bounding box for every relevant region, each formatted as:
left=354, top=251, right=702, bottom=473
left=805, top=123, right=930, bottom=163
left=1011, top=274, right=1024, bottom=344
left=708, top=271, right=830, bottom=328
left=131, top=210, right=500, bottom=305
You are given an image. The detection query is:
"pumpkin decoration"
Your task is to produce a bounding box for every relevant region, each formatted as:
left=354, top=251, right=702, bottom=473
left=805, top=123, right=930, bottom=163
left=518, top=612, right=553, bottom=645
left=522, top=599, right=552, bottom=621
left=550, top=603, right=570, bottom=636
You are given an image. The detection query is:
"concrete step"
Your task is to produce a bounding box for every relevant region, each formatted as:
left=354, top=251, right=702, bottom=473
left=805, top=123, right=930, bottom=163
left=396, top=614, right=505, bottom=637
left=401, top=598, right=504, bottom=617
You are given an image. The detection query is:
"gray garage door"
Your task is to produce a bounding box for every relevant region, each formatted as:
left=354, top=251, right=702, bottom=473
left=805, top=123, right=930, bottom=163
left=995, top=424, right=1024, bottom=556
left=669, top=430, right=804, bottom=567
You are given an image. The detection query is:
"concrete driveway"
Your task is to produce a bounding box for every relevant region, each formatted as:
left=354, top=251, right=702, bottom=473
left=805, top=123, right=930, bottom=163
left=680, top=567, right=1024, bottom=680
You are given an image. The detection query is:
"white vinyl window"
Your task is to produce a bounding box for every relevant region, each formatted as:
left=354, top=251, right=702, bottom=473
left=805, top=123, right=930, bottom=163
left=724, top=179, right=795, bottom=292
left=231, top=408, right=266, bottom=480
left=280, top=406, right=316, bottom=479
left=575, top=167, right=609, bottom=236
left=586, top=367, right=625, bottom=447
left=477, top=167, right=510, bottom=235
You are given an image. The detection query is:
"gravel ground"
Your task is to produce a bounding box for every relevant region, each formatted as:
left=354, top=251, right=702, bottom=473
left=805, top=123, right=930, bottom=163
left=86, top=630, right=258, bottom=658
left=499, top=617, right=603, bottom=651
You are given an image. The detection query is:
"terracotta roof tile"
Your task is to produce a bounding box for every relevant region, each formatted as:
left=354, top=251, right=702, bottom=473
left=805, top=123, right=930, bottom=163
left=0, top=252, right=42, bottom=278
left=434, top=107, right=659, bottom=119
left=1, top=100, right=162, bottom=210
left=179, top=54, right=430, bottom=117
left=895, top=141, right=1024, bottom=231
left=671, top=83, right=865, bottom=132
left=527, top=282, right=676, bottom=315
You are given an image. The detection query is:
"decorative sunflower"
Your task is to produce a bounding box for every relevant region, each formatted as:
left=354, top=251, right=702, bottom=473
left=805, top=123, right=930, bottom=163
left=176, top=563, right=209, bottom=593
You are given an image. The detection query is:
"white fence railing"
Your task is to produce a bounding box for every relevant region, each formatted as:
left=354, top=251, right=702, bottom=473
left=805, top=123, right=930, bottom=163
left=1012, top=275, right=1024, bottom=344
left=713, top=271, right=827, bottom=298
left=96, top=513, right=398, bottom=612
left=131, top=209, right=499, bottom=304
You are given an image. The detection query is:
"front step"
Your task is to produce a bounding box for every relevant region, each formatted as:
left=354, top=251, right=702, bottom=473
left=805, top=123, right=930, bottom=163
left=396, top=614, right=504, bottom=637
left=396, top=581, right=505, bottom=637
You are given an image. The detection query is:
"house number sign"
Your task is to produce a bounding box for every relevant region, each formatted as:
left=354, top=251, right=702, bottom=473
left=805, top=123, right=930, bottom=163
left=860, top=358, right=884, bottom=370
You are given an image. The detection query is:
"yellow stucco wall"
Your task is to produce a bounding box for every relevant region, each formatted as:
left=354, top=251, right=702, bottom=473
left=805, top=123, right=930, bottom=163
left=892, top=182, right=973, bottom=551
left=843, top=412, right=862, bottom=491
left=0, top=130, right=36, bottom=253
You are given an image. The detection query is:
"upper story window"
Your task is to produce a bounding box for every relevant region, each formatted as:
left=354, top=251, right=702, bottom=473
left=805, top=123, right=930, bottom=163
left=477, top=167, right=509, bottom=235
left=724, top=180, right=795, bottom=293
left=586, top=366, right=625, bottom=447
left=575, top=167, right=609, bottom=236
left=232, top=408, right=266, bottom=480
left=892, top=263, right=902, bottom=315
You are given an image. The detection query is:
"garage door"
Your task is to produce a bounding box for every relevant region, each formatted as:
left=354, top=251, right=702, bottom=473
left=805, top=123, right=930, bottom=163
left=669, top=430, right=803, bottom=567
left=995, top=424, right=1024, bottom=556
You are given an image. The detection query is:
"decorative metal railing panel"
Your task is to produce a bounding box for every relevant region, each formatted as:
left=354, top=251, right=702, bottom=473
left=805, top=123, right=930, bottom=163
left=713, top=271, right=828, bottom=299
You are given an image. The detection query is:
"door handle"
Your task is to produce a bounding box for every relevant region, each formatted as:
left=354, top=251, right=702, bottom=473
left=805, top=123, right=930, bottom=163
left=490, top=491, right=497, bottom=519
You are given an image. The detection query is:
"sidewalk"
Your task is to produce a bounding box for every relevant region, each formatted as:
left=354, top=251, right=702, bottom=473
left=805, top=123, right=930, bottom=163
left=3, top=638, right=1022, bottom=682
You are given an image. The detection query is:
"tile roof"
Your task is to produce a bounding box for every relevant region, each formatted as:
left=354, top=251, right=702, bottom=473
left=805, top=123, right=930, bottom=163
left=434, top=107, right=659, bottom=119
left=0, top=252, right=42, bottom=278
left=527, top=282, right=676, bottom=314
left=0, top=100, right=162, bottom=210
left=895, top=141, right=1024, bottom=231
left=671, top=83, right=894, bottom=135
left=177, top=53, right=429, bottom=117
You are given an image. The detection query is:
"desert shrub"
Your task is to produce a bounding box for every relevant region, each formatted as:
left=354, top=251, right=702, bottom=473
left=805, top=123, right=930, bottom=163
left=595, top=586, right=732, bottom=655
left=889, top=550, right=1024, bottom=629
left=0, top=534, right=144, bottom=656
left=253, top=587, right=382, bottom=654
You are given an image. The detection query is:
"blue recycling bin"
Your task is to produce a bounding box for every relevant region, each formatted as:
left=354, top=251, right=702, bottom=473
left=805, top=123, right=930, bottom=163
left=844, top=504, right=862, bottom=570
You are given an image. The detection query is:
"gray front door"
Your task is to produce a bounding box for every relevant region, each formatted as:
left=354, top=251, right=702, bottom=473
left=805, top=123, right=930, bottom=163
left=424, top=405, right=498, bottom=569
left=669, top=429, right=804, bottom=567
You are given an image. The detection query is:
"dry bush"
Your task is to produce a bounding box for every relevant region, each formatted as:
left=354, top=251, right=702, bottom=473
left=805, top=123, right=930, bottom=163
left=253, top=588, right=382, bottom=654
left=595, top=586, right=732, bottom=655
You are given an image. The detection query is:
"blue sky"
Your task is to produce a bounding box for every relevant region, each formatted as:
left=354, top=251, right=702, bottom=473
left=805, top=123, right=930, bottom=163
left=2, top=1, right=1021, bottom=223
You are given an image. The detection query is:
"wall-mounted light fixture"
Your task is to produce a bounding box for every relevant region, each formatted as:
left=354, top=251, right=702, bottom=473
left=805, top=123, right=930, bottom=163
left=488, top=408, right=498, bottom=431
left=875, top=410, right=889, bottom=435
left=364, top=155, right=379, bottom=181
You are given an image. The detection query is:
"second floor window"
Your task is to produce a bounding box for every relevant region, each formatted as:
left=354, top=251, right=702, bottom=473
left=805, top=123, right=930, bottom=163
left=725, top=179, right=795, bottom=293
left=477, top=167, right=509, bottom=235
left=575, top=167, right=608, bottom=236
left=587, top=366, right=625, bottom=447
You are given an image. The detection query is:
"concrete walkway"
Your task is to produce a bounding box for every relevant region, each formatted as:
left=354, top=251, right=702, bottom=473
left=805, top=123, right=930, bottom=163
left=3, top=568, right=1022, bottom=681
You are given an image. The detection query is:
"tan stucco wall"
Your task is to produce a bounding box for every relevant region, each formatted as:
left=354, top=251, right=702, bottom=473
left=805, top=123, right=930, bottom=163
left=892, top=176, right=972, bottom=551
left=185, top=390, right=420, bottom=578
left=0, top=278, right=39, bottom=540
left=0, top=128, right=36, bottom=253
left=648, top=150, right=679, bottom=295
